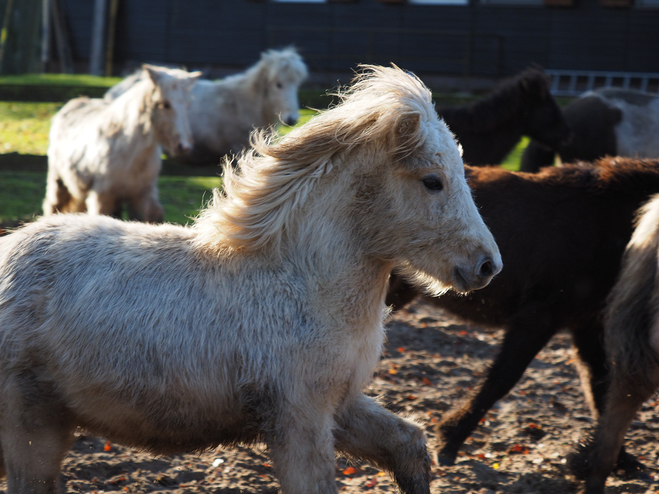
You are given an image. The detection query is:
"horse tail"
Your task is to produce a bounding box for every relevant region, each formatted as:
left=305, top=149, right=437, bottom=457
left=605, top=194, right=659, bottom=396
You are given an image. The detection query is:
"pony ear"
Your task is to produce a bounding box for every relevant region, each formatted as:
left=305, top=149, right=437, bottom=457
left=143, top=64, right=163, bottom=84
left=187, top=71, right=202, bottom=87
left=392, top=111, right=421, bottom=159
left=521, top=74, right=547, bottom=97
left=396, top=111, right=420, bottom=141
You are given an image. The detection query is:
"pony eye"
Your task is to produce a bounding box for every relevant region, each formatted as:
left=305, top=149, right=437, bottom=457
left=422, top=175, right=444, bottom=192
left=276, top=81, right=283, bottom=89
left=159, top=101, right=171, bottom=110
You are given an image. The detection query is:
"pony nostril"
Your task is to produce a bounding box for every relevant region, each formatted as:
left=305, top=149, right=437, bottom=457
left=477, top=257, right=495, bottom=279
left=284, top=116, right=297, bottom=126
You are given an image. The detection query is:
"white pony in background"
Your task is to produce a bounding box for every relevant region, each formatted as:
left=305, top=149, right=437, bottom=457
left=0, top=66, right=501, bottom=494
left=105, top=48, right=308, bottom=164
left=45, top=65, right=201, bottom=222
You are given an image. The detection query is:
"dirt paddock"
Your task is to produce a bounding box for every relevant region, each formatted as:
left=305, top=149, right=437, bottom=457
left=2, top=299, right=659, bottom=494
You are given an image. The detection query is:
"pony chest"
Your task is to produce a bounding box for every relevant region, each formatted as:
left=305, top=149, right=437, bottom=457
left=326, top=318, right=386, bottom=391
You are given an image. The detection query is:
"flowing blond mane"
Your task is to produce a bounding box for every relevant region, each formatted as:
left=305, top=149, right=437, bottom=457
left=194, top=65, right=437, bottom=255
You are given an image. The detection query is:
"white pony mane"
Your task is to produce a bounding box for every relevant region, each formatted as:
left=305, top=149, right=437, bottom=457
left=194, top=65, right=436, bottom=255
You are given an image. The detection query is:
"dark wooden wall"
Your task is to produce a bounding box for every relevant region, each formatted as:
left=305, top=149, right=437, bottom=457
left=60, top=0, right=659, bottom=78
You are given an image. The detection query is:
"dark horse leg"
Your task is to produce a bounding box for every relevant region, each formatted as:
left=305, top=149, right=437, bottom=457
left=435, top=309, right=559, bottom=465
left=386, top=274, right=421, bottom=311
left=569, top=318, right=649, bottom=478
left=569, top=382, right=654, bottom=494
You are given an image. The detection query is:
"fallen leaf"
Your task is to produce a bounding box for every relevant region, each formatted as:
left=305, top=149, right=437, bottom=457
left=343, top=467, right=356, bottom=475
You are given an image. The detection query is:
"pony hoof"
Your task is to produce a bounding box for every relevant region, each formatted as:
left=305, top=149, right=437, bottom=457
left=436, top=450, right=457, bottom=467
left=395, top=474, right=430, bottom=494
left=566, top=450, right=590, bottom=481
left=615, top=453, right=651, bottom=480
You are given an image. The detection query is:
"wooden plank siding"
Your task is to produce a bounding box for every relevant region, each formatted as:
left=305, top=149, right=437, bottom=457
left=58, top=0, right=659, bottom=78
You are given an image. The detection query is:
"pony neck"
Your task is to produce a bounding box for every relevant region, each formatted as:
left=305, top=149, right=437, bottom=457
left=106, top=78, right=159, bottom=145
left=222, top=61, right=273, bottom=127
left=272, top=165, right=396, bottom=310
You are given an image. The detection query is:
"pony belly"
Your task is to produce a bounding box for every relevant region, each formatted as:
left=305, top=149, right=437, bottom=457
left=69, top=390, right=266, bottom=455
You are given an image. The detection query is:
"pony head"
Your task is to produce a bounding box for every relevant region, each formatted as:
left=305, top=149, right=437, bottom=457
left=144, top=64, right=201, bottom=157
left=517, top=68, right=571, bottom=148
left=255, top=48, right=308, bottom=127
left=197, top=65, right=501, bottom=294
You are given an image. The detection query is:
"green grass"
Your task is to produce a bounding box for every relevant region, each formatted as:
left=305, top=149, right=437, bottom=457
left=158, top=175, right=222, bottom=225
left=0, top=171, right=222, bottom=226
left=0, top=74, right=122, bottom=87
left=0, top=102, right=60, bottom=154
left=500, top=136, right=528, bottom=172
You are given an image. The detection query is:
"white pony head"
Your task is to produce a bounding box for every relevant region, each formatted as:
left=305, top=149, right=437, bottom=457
left=253, top=47, right=308, bottom=127
left=143, top=64, right=201, bottom=157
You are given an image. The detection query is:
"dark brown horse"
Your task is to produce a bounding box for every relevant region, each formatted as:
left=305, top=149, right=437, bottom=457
left=569, top=193, right=659, bottom=494
left=387, top=158, right=659, bottom=476
left=438, top=68, right=570, bottom=166
left=521, top=88, right=659, bottom=173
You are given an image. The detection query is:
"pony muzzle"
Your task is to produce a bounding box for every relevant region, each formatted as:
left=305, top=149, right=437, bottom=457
left=173, top=139, right=193, bottom=157
left=282, top=115, right=298, bottom=127
left=452, top=253, right=502, bottom=293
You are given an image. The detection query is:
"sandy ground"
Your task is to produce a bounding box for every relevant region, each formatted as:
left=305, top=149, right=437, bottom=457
left=2, top=298, right=659, bottom=494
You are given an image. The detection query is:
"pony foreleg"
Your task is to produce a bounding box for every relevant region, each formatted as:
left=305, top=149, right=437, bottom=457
left=43, top=171, right=74, bottom=215
left=569, top=318, right=648, bottom=477
left=86, top=190, right=119, bottom=217
left=334, top=393, right=431, bottom=494
left=267, top=408, right=337, bottom=494
left=1, top=383, right=75, bottom=494
left=569, top=382, right=654, bottom=494
left=0, top=441, right=5, bottom=479
left=436, top=311, right=558, bottom=465
left=128, top=184, right=164, bottom=223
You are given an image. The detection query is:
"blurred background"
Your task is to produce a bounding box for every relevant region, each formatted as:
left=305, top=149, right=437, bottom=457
left=0, top=0, right=658, bottom=224
left=3, top=0, right=659, bottom=92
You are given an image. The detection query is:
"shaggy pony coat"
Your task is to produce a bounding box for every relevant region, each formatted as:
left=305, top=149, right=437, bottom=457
left=44, top=65, right=200, bottom=222
left=0, top=66, right=500, bottom=494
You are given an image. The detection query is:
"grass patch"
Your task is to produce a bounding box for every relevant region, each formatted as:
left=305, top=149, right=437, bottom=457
left=0, top=171, right=46, bottom=224
left=0, top=74, right=122, bottom=87
left=500, top=136, right=527, bottom=172
left=0, top=171, right=222, bottom=226
left=158, top=175, right=222, bottom=225
left=0, top=102, right=61, bottom=155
